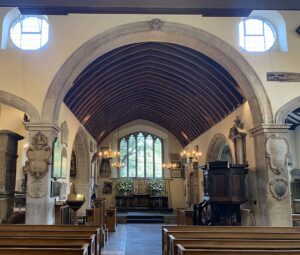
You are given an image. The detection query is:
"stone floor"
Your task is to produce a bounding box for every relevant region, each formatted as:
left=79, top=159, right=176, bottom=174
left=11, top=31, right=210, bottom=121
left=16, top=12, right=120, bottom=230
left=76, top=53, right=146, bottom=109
left=102, top=224, right=162, bottom=255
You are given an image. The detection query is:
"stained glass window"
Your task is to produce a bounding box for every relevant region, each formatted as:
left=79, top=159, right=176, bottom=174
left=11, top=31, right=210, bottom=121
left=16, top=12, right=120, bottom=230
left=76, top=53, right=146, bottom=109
left=119, top=132, right=163, bottom=178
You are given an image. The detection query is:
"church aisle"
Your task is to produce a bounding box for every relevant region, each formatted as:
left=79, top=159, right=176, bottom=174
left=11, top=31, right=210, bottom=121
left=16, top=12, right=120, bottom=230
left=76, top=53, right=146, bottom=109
left=102, top=224, right=162, bottom=255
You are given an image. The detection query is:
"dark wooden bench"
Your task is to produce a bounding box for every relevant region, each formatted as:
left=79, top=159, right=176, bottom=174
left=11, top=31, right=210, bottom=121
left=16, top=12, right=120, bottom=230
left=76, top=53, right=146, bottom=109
left=0, top=231, right=98, bottom=255
left=0, top=236, right=95, bottom=255
left=170, top=237, right=300, bottom=255
left=0, top=244, right=89, bottom=255
left=162, top=227, right=300, bottom=255
left=0, top=225, right=100, bottom=244
left=177, top=245, right=300, bottom=255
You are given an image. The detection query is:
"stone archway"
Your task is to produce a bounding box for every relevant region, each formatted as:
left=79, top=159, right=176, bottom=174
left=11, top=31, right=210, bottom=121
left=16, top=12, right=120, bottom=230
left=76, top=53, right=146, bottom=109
left=40, top=19, right=294, bottom=226
left=275, top=96, right=300, bottom=124
left=206, top=134, right=233, bottom=163
left=0, top=90, right=40, bottom=121
left=41, top=19, right=272, bottom=127
left=71, top=128, right=91, bottom=216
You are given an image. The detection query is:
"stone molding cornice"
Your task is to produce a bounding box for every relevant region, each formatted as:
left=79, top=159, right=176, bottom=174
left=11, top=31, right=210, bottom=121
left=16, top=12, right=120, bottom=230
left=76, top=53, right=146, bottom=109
left=24, top=122, right=61, bottom=134
left=249, top=124, right=290, bottom=137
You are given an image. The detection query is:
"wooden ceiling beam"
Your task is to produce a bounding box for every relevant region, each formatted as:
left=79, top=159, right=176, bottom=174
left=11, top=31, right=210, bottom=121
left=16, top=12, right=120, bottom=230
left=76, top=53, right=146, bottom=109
left=1, top=0, right=299, bottom=16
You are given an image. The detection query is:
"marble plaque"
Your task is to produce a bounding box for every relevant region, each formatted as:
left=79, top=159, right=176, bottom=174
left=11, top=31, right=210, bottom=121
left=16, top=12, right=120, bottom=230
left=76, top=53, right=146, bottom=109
left=266, top=134, right=289, bottom=175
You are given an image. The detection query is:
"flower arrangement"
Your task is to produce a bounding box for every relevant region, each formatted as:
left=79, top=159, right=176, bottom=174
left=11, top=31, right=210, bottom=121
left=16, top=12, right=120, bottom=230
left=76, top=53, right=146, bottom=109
left=149, top=179, right=164, bottom=192
left=116, top=178, right=133, bottom=195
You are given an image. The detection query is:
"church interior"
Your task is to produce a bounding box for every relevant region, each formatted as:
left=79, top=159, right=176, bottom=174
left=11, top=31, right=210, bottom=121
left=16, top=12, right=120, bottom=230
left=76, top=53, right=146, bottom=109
left=0, top=1, right=299, bottom=254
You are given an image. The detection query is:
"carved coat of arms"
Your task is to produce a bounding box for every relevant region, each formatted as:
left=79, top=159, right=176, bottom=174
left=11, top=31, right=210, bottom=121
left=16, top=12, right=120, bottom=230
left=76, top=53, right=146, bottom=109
left=26, top=131, right=51, bottom=178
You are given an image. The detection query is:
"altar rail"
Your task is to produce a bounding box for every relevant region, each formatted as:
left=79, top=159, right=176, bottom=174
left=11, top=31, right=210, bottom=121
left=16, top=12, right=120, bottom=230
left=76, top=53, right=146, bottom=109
left=115, top=195, right=168, bottom=209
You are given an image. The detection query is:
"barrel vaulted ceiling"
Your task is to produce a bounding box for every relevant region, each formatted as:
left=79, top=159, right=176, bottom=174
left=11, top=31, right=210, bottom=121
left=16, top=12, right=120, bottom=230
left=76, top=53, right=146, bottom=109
left=64, top=42, right=245, bottom=146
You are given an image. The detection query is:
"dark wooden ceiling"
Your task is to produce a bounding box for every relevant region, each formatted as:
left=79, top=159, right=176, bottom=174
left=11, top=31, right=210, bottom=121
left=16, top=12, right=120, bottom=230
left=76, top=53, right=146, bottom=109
left=286, top=108, right=300, bottom=130
left=64, top=42, right=245, bottom=146
left=1, top=0, right=300, bottom=16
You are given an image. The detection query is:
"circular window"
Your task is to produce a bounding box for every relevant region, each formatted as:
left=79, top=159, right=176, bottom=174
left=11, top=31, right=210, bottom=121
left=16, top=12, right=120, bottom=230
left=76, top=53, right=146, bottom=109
left=239, top=18, right=276, bottom=52
left=10, top=16, right=49, bottom=50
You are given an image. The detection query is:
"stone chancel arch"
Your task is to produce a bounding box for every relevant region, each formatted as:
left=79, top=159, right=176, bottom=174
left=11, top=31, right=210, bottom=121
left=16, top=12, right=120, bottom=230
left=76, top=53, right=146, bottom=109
left=42, top=19, right=272, bottom=128
left=39, top=19, right=293, bottom=227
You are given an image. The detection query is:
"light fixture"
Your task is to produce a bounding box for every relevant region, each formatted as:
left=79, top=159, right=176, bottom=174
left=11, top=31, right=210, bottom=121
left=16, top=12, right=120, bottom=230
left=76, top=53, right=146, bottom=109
left=163, top=162, right=179, bottom=170
left=98, top=145, right=120, bottom=159
left=111, top=160, right=124, bottom=169
left=180, top=149, right=202, bottom=159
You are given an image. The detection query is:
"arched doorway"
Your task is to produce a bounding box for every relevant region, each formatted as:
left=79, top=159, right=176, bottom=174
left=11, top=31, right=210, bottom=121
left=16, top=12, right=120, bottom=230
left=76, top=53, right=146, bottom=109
left=71, top=128, right=92, bottom=216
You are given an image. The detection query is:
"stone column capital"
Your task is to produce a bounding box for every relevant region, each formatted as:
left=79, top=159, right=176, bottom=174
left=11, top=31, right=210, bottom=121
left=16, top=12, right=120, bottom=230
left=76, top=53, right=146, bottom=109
left=24, top=122, right=61, bottom=134
left=249, top=124, right=290, bottom=137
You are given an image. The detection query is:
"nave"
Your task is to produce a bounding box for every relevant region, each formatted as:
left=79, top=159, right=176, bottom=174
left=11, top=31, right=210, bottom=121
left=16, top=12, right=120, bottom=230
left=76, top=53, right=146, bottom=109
left=102, top=224, right=162, bottom=255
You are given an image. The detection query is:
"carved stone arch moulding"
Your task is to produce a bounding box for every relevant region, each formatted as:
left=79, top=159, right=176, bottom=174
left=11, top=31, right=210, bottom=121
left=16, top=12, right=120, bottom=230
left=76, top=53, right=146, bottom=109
left=266, top=133, right=289, bottom=175
left=42, top=20, right=272, bottom=127
left=269, top=178, right=288, bottom=200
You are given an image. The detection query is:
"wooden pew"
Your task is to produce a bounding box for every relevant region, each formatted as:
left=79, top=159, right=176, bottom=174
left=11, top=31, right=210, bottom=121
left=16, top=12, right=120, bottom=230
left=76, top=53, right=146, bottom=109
left=162, top=226, right=300, bottom=253
left=0, top=236, right=95, bottom=255
left=170, top=237, right=300, bottom=255
left=177, top=245, right=300, bottom=255
left=164, top=229, right=300, bottom=255
left=0, top=244, right=89, bottom=255
left=0, top=225, right=100, bottom=255
left=0, top=231, right=98, bottom=255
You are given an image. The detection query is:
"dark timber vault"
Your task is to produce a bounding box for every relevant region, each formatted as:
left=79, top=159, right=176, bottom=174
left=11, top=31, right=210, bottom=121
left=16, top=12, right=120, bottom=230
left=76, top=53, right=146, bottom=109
left=64, top=42, right=245, bottom=146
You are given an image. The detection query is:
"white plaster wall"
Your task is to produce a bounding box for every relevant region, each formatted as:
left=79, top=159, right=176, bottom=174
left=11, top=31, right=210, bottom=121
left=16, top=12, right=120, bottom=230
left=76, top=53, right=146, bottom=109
left=0, top=104, right=28, bottom=192
left=58, top=104, right=96, bottom=184
left=99, top=119, right=185, bottom=209
left=57, top=103, right=97, bottom=212
left=0, top=10, right=299, bottom=121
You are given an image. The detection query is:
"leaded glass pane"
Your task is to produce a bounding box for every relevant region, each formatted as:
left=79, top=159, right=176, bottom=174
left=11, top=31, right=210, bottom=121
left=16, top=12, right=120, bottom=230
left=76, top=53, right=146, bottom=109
left=10, top=16, right=49, bottom=50
left=154, top=138, right=163, bottom=178
left=137, top=133, right=145, bottom=178
left=239, top=18, right=276, bottom=52
left=119, top=138, right=127, bottom=177
left=146, top=135, right=154, bottom=178
left=128, top=135, right=136, bottom=177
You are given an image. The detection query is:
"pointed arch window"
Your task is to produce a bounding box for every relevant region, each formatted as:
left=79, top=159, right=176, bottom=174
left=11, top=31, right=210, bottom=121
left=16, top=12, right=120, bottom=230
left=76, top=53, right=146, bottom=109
left=119, top=132, right=163, bottom=178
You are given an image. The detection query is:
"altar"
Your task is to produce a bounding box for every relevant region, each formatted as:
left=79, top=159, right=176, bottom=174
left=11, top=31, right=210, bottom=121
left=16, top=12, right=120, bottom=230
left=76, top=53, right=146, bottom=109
left=115, top=194, right=168, bottom=209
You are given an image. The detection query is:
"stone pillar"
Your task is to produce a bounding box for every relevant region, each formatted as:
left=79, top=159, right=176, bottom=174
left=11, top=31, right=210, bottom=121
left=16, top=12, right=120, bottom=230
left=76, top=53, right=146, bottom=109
left=24, top=123, right=60, bottom=224
left=250, top=124, right=292, bottom=226
left=0, top=131, right=24, bottom=221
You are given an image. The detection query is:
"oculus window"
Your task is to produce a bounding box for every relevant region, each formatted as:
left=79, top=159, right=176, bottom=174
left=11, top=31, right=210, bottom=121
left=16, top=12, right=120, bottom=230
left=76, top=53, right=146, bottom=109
left=119, top=132, right=163, bottom=178
left=10, top=16, right=49, bottom=50
left=239, top=18, right=276, bottom=52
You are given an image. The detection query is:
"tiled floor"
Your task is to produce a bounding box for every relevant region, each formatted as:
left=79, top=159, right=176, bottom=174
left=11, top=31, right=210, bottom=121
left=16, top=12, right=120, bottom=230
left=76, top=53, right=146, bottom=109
left=102, top=224, right=162, bottom=255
